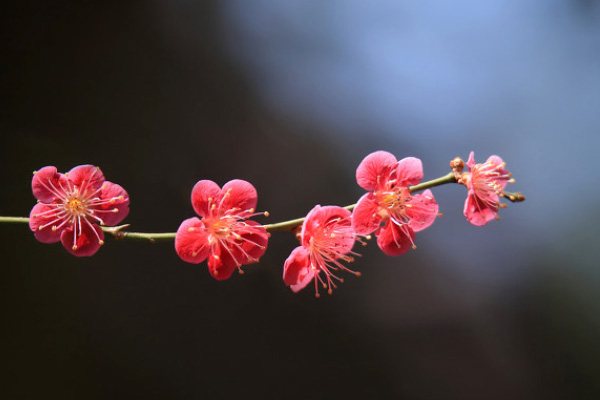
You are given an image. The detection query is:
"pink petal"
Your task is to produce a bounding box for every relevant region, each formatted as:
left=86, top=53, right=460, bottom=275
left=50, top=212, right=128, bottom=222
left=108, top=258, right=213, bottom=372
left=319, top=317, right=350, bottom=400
left=299, top=205, right=355, bottom=256
left=96, top=181, right=130, bottom=226
left=300, top=204, right=323, bottom=244
left=66, top=165, right=105, bottom=194
left=283, top=246, right=316, bottom=293
left=463, top=193, right=497, bottom=226
left=313, top=205, right=355, bottom=252
left=236, top=220, right=269, bottom=262
left=486, top=155, right=510, bottom=191
left=395, top=157, right=424, bottom=187
left=406, top=189, right=439, bottom=232
left=60, top=223, right=104, bottom=257
left=32, top=166, right=68, bottom=203
left=207, top=246, right=237, bottom=281
left=216, top=221, right=268, bottom=268
left=376, top=222, right=414, bottom=256
left=175, top=217, right=211, bottom=263
left=312, top=205, right=352, bottom=222
left=466, top=151, right=476, bottom=171
left=191, top=180, right=222, bottom=217
left=301, top=205, right=352, bottom=245
left=321, top=206, right=356, bottom=254
left=29, top=203, right=65, bottom=243
left=221, top=179, right=258, bottom=213
left=487, top=155, right=504, bottom=167
left=351, top=193, right=382, bottom=235
left=356, top=151, right=397, bottom=191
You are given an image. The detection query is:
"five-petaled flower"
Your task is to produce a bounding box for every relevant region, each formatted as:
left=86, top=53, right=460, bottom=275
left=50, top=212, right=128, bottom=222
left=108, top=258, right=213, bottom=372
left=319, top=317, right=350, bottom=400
left=283, top=205, right=360, bottom=297
left=351, top=151, right=438, bottom=256
left=460, top=151, right=514, bottom=226
left=175, top=179, right=269, bottom=279
left=29, top=165, right=130, bottom=257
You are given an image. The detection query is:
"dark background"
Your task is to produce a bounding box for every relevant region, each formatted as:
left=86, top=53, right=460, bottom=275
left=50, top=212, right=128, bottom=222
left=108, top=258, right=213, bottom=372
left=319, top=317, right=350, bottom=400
left=2, top=1, right=600, bottom=399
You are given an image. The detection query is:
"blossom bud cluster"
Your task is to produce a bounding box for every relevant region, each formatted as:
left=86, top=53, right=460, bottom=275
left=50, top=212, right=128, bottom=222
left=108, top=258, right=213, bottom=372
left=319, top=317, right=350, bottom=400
left=26, top=151, right=520, bottom=297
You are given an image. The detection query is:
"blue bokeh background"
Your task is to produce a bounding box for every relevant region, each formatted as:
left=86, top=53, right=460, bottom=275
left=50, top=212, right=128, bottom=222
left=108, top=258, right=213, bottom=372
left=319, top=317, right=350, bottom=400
left=222, top=0, right=600, bottom=281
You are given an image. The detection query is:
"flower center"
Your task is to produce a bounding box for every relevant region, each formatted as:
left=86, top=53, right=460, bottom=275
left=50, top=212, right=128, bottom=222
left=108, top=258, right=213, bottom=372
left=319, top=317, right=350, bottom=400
left=472, top=163, right=505, bottom=199
left=381, top=186, right=411, bottom=207
left=205, top=215, right=243, bottom=248
left=210, top=217, right=234, bottom=238
left=305, top=216, right=359, bottom=297
left=377, top=187, right=411, bottom=221
left=65, top=196, right=87, bottom=216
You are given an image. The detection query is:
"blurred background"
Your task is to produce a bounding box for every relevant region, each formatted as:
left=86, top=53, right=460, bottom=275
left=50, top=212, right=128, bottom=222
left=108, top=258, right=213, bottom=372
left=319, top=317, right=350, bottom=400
left=2, top=1, right=600, bottom=398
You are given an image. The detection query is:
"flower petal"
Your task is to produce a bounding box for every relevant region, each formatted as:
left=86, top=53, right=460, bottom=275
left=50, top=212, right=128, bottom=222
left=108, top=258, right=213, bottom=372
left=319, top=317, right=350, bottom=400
left=32, top=166, right=68, bottom=203
left=466, top=151, right=476, bottom=171
left=283, top=246, right=316, bottom=293
left=487, top=155, right=504, bottom=167
left=406, top=189, right=438, bottom=232
left=29, top=203, right=65, bottom=243
left=235, top=220, right=269, bottom=262
left=300, top=204, right=322, bottom=244
left=221, top=179, right=258, bottom=213
left=463, top=192, right=497, bottom=226
left=395, top=157, right=423, bottom=187
left=376, top=222, right=414, bottom=256
left=486, top=155, right=510, bottom=191
left=308, top=205, right=352, bottom=223
left=60, top=222, right=104, bottom=257
left=95, top=181, right=130, bottom=226
left=175, top=217, right=211, bottom=263
left=216, top=221, right=269, bottom=269
left=351, top=193, right=382, bottom=235
left=191, top=180, right=222, bottom=217
left=207, top=246, right=237, bottom=281
left=66, top=165, right=105, bottom=194
left=302, top=205, right=353, bottom=246
left=310, top=205, right=355, bottom=253
left=356, top=151, right=397, bottom=191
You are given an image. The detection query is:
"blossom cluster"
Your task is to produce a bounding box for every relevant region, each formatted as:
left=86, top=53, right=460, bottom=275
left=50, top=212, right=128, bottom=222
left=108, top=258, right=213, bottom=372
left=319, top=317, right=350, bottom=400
left=27, top=151, right=519, bottom=297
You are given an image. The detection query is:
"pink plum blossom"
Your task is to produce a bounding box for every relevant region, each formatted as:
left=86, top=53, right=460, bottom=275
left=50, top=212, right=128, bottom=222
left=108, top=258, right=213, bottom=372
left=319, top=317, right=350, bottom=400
left=460, top=151, right=513, bottom=226
left=352, top=151, right=438, bottom=256
left=29, top=165, right=129, bottom=257
left=283, top=205, right=359, bottom=297
left=175, top=179, right=269, bottom=279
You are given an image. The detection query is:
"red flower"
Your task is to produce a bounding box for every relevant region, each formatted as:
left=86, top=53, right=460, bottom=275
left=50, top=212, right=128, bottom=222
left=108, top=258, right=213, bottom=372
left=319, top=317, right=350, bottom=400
left=29, top=165, right=130, bottom=257
left=461, top=151, right=513, bottom=226
left=352, top=151, right=438, bottom=256
left=283, top=205, right=359, bottom=297
left=175, top=179, right=269, bottom=280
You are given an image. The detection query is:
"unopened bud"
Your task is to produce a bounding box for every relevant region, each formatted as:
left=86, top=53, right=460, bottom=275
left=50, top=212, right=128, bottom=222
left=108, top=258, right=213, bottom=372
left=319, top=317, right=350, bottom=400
left=450, top=157, right=464, bottom=173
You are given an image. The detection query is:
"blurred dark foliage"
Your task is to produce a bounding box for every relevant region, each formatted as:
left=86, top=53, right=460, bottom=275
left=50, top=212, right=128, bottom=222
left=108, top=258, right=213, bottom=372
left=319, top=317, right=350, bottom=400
left=1, top=1, right=599, bottom=399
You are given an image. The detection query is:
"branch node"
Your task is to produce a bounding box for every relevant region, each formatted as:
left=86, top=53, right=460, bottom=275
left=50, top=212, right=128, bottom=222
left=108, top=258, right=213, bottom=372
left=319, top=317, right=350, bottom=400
left=106, top=224, right=131, bottom=240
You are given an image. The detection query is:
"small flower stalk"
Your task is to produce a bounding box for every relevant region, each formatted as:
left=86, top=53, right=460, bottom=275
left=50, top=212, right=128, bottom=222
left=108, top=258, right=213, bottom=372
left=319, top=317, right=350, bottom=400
left=283, top=205, right=361, bottom=297
left=29, top=165, right=130, bottom=256
left=175, top=179, right=269, bottom=280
